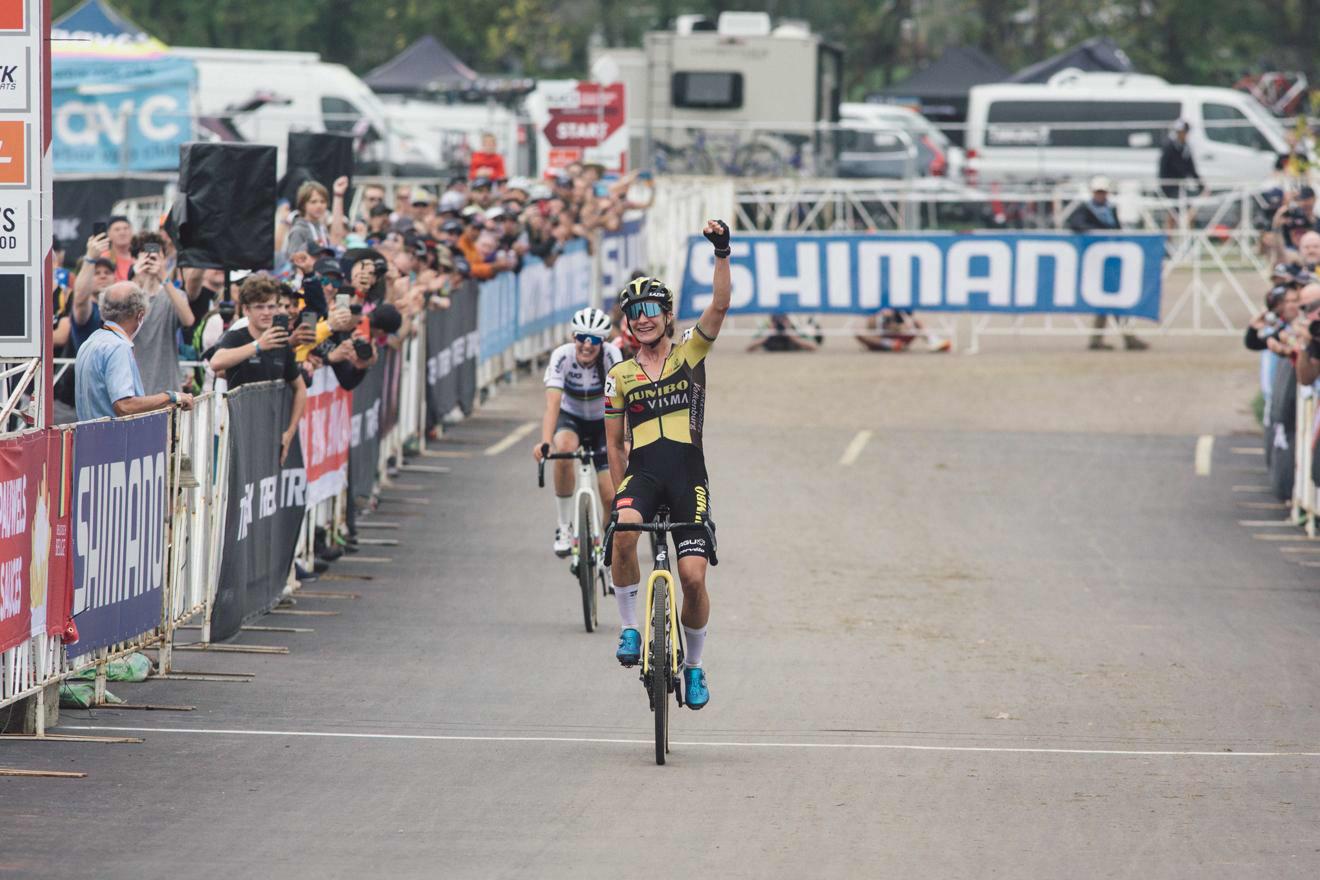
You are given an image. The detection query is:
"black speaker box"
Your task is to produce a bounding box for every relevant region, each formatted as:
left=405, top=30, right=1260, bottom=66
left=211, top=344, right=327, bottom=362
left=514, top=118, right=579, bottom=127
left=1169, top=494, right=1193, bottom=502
left=167, top=142, right=277, bottom=270
left=280, top=132, right=355, bottom=204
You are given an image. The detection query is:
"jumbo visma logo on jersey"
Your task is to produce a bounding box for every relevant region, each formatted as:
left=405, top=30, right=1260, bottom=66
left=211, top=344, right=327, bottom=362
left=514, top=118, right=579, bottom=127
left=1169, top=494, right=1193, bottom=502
left=626, top=379, right=690, bottom=415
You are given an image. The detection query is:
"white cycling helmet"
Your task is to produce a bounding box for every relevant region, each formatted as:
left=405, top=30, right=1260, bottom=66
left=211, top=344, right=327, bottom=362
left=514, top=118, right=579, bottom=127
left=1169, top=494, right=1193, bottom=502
left=570, top=306, right=612, bottom=338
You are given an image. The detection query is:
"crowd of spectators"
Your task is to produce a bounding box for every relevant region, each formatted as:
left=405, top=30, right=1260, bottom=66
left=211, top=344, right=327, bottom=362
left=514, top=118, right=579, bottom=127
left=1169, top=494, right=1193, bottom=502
left=56, top=148, right=655, bottom=427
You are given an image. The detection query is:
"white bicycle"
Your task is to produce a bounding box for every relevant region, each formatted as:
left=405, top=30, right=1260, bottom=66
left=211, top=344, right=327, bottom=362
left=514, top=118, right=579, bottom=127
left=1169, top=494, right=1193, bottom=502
left=538, top=446, right=610, bottom=632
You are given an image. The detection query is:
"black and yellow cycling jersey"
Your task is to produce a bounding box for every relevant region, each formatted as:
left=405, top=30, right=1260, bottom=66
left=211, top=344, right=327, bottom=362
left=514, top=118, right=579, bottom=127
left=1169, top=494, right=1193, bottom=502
left=604, top=323, right=713, bottom=455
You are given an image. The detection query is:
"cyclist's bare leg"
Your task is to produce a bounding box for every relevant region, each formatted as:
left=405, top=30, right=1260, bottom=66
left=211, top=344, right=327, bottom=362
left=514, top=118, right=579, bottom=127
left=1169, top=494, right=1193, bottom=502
left=675, top=556, right=710, bottom=630
left=595, top=471, right=615, bottom=530
left=611, top=507, right=643, bottom=585
left=552, top=429, right=579, bottom=496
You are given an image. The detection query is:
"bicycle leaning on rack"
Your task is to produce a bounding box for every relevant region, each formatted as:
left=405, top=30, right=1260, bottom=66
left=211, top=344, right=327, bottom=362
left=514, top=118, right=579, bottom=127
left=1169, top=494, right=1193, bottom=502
left=538, top=446, right=611, bottom=632
left=604, top=507, right=718, bottom=765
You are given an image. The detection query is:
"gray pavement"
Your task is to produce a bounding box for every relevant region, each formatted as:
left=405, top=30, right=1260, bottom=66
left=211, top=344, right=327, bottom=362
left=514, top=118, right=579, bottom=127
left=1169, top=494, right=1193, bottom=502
left=5, top=340, right=1320, bottom=878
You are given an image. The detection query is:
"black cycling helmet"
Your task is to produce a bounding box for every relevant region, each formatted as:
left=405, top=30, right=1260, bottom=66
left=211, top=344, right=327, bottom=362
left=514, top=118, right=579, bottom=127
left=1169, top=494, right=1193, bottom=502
left=618, top=276, right=673, bottom=312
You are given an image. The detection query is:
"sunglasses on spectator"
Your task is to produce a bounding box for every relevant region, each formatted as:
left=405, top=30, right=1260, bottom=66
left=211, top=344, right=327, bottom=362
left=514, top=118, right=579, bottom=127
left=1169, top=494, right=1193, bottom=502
left=624, top=301, right=664, bottom=321
left=574, top=334, right=603, bottom=346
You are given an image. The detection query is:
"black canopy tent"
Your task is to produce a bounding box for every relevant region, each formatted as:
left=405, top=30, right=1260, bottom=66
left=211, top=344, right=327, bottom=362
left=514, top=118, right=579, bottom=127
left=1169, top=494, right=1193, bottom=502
left=872, top=45, right=1009, bottom=145
left=364, top=35, right=479, bottom=94
left=1007, top=37, right=1135, bottom=83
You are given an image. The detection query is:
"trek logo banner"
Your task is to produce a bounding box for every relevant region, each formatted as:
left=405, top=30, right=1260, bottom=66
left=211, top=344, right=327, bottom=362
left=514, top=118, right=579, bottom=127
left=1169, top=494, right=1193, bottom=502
left=69, top=413, right=169, bottom=658
left=678, top=233, right=1165, bottom=320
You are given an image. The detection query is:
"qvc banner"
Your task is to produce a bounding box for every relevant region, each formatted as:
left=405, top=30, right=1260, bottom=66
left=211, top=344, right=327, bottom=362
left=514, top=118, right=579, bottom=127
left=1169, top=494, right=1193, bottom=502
left=299, top=366, right=350, bottom=508
left=212, top=382, right=306, bottom=642
left=69, top=414, right=169, bottom=658
left=0, top=430, right=74, bottom=654
left=679, top=233, right=1166, bottom=320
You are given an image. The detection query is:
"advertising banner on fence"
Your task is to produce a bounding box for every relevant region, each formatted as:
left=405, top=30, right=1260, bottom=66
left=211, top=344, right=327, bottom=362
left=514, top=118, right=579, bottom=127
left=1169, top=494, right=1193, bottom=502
left=678, top=233, right=1166, bottom=320
left=478, top=272, right=517, bottom=364
left=426, top=288, right=480, bottom=422
left=516, top=240, right=592, bottom=339
left=212, top=382, right=306, bottom=642
left=299, top=365, right=350, bottom=508
left=599, top=217, right=647, bottom=295
left=0, top=430, right=73, bottom=653
left=350, top=358, right=385, bottom=499
left=69, top=414, right=168, bottom=658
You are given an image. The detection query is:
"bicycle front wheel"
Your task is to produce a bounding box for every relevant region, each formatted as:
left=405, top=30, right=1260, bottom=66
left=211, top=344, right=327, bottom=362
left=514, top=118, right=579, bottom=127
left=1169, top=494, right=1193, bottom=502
left=578, top=494, right=597, bottom=633
left=651, top=577, right=670, bottom=765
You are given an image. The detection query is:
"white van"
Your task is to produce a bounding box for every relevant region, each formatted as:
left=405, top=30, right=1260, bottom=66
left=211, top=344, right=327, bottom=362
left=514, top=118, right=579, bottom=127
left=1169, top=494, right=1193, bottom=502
left=965, top=71, right=1290, bottom=184
left=170, top=46, right=439, bottom=175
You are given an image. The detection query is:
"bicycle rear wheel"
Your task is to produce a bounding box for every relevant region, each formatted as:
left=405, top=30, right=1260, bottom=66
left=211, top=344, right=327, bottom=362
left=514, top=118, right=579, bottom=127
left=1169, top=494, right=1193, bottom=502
left=578, top=495, right=597, bottom=632
left=651, top=577, right=670, bottom=765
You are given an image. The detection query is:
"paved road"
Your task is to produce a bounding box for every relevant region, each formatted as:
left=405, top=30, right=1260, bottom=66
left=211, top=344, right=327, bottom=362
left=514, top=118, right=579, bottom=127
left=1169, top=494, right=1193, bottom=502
left=6, top=339, right=1320, bottom=878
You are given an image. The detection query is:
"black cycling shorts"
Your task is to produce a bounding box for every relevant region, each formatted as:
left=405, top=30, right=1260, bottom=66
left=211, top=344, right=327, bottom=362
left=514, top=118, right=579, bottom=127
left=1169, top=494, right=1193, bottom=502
left=554, top=411, right=609, bottom=472
left=613, top=449, right=714, bottom=560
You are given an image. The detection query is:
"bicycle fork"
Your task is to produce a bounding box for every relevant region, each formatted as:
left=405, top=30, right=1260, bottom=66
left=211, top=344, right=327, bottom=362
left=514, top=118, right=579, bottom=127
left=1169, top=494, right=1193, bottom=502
left=640, top=570, right=682, bottom=689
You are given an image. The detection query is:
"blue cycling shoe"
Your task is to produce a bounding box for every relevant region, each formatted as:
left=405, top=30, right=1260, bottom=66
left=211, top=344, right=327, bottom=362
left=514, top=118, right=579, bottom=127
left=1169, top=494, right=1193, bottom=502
left=616, top=628, right=641, bottom=667
left=683, top=666, right=709, bottom=710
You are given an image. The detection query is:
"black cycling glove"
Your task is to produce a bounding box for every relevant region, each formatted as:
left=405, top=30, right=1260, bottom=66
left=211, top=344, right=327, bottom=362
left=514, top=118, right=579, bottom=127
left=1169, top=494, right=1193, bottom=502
left=704, top=220, right=731, bottom=258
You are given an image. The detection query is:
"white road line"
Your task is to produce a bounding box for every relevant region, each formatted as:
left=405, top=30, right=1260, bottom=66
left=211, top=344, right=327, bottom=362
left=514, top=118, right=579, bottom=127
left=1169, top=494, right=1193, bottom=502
left=1230, top=447, right=1265, bottom=455
left=56, top=726, right=1320, bottom=758
left=838, top=430, right=873, bottom=466
left=484, top=421, right=538, bottom=457
left=1194, top=434, right=1214, bottom=476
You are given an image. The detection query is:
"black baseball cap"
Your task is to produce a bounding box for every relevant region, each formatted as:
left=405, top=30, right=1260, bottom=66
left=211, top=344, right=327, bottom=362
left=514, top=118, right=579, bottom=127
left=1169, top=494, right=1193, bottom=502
left=1301, top=186, right=1317, bottom=200
left=369, top=302, right=403, bottom=335
left=313, top=256, right=343, bottom=277
left=107, top=214, right=131, bottom=228
left=369, top=202, right=391, bottom=217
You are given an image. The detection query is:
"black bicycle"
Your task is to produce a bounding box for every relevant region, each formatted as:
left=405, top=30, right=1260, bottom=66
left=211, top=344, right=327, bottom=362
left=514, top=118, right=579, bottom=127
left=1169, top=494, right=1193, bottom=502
left=538, top=447, right=610, bottom=632
left=604, top=509, right=717, bottom=765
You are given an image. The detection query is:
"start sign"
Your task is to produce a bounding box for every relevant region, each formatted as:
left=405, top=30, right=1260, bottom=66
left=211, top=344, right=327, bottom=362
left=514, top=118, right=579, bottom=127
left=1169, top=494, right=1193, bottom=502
left=530, top=81, right=627, bottom=175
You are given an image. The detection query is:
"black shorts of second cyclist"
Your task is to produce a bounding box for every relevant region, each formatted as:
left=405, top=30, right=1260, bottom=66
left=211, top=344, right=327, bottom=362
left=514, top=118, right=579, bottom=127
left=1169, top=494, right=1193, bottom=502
left=553, top=411, right=609, bottom=472
left=613, top=453, right=713, bottom=561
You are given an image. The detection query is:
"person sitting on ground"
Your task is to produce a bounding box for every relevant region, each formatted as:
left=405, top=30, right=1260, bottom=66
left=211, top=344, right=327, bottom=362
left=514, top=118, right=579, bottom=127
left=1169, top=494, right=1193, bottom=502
left=75, top=281, right=194, bottom=420
left=746, top=312, right=819, bottom=352
left=855, top=308, right=951, bottom=352
left=207, top=275, right=308, bottom=463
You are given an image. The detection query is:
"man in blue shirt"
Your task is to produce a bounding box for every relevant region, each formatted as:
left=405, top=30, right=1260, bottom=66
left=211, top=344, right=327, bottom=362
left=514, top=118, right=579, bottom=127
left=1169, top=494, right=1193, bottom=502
left=1067, top=176, right=1149, bottom=352
left=75, top=282, right=194, bottom=421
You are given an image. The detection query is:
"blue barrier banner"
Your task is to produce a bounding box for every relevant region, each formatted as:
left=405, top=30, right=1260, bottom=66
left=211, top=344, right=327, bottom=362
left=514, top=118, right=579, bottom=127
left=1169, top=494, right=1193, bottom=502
left=68, top=413, right=169, bottom=658
left=478, top=272, right=517, bottom=363
left=678, top=232, right=1165, bottom=320
left=515, top=240, right=592, bottom=340
left=599, top=217, right=647, bottom=295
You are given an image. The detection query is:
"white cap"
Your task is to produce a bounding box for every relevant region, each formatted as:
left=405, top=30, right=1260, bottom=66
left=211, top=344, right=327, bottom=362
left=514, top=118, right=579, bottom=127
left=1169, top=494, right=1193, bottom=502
left=438, top=191, right=466, bottom=213
left=1089, top=175, right=1112, bottom=193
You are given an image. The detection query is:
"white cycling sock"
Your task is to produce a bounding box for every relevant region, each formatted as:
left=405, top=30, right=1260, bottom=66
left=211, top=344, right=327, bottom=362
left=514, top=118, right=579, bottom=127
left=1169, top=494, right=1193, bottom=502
left=683, top=625, right=707, bottom=668
left=555, top=495, right=573, bottom=529
left=614, top=582, right=640, bottom=630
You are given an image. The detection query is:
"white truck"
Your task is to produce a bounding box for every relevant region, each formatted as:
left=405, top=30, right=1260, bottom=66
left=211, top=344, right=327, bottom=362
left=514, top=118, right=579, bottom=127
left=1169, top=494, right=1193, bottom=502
left=170, top=46, right=441, bottom=175
left=965, top=71, right=1292, bottom=184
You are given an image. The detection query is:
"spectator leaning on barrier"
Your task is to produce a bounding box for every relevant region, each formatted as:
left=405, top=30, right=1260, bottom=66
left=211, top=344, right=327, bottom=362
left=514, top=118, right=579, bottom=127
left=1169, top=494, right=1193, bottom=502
left=127, top=230, right=198, bottom=394
left=75, top=281, right=194, bottom=420
left=51, top=237, right=115, bottom=422
left=208, top=275, right=308, bottom=463
left=1247, top=282, right=1301, bottom=425
left=1067, top=175, right=1149, bottom=352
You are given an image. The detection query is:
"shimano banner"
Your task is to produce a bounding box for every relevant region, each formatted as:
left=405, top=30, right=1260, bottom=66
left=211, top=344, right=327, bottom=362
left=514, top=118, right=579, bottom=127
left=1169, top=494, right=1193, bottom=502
left=69, top=414, right=169, bottom=658
left=678, top=233, right=1165, bottom=320
left=212, top=382, right=306, bottom=642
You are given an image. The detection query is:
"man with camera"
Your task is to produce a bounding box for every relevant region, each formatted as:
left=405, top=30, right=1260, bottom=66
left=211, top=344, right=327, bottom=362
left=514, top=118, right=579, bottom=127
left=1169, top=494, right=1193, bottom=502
left=129, top=231, right=199, bottom=395
left=1270, top=187, right=1320, bottom=265
left=208, top=275, right=308, bottom=463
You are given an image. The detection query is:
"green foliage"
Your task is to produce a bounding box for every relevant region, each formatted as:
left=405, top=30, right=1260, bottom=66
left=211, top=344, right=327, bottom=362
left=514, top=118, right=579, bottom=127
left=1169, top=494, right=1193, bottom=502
left=52, top=0, right=1300, bottom=86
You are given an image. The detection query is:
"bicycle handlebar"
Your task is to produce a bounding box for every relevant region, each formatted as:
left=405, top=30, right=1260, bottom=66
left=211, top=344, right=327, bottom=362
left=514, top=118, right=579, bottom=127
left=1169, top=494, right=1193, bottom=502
left=536, top=446, right=595, bottom=488
left=602, top=519, right=718, bottom=568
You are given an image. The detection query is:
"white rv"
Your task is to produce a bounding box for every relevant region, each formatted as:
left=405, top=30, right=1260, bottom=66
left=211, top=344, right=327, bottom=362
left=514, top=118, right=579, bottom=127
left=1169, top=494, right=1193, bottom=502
left=965, top=71, right=1291, bottom=184
left=170, top=46, right=439, bottom=174
left=590, top=12, right=842, bottom=175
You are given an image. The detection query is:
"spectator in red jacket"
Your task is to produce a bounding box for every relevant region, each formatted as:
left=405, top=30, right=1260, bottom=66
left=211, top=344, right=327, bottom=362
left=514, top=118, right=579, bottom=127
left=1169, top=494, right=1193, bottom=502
left=468, top=132, right=506, bottom=182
